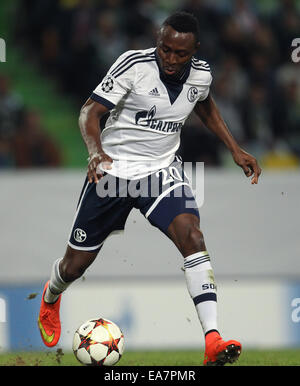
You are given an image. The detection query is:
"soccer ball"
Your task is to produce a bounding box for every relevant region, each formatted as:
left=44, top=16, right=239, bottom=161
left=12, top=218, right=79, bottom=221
left=72, top=318, right=125, bottom=366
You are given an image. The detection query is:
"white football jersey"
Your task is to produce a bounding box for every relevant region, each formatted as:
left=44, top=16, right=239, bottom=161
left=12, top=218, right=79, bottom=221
left=92, top=47, right=212, bottom=179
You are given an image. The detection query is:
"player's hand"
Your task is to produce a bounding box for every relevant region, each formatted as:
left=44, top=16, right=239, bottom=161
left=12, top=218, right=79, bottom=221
left=232, top=148, right=262, bottom=184
left=87, top=151, right=113, bottom=184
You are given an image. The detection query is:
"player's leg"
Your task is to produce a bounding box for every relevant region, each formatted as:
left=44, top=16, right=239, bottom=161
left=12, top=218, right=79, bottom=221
left=43, top=246, right=99, bottom=304
left=167, top=213, right=241, bottom=365
left=38, top=246, right=100, bottom=347
left=43, top=173, right=131, bottom=301
left=38, top=175, right=134, bottom=347
left=167, top=213, right=218, bottom=337
left=38, top=177, right=102, bottom=347
left=138, top=160, right=241, bottom=365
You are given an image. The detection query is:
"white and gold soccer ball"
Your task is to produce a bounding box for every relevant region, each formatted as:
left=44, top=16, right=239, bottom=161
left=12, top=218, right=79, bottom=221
left=72, top=318, right=125, bottom=366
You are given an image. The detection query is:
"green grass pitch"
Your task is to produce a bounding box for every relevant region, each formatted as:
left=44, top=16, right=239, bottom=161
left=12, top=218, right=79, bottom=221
left=0, top=349, right=300, bottom=366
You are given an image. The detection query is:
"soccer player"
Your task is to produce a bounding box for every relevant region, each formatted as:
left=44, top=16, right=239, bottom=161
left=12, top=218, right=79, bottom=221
left=38, top=12, right=261, bottom=366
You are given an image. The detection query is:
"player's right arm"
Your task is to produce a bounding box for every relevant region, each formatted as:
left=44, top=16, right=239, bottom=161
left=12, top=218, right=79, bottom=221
left=80, top=50, right=137, bottom=183
left=79, top=98, right=113, bottom=184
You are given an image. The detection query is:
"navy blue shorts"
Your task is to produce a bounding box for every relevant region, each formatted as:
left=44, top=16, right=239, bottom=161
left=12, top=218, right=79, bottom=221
left=68, top=159, right=199, bottom=252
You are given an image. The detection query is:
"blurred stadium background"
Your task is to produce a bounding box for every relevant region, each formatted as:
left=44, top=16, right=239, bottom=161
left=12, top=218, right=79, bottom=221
left=0, top=0, right=300, bottom=358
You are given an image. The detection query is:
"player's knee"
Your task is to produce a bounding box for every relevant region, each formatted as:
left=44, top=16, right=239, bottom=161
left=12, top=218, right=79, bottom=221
left=169, top=214, right=206, bottom=256
left=60, top=259, right=85, bottom=282
left=188, top=226, right=205, bottom=250
left=59, top=246, right=99, bottom=282
left=59, top=249, right=89, bottom=282
left=179, top=225, right=205, bottom=256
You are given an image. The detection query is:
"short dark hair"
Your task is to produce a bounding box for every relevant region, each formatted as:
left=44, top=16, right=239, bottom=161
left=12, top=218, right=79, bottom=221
left=162, top=11, right=200, bottom=42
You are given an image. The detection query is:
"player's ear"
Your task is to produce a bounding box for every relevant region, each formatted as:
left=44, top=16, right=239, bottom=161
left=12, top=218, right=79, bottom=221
left=191, top=41, right=200, bottom=56
left=156, top=26, right=164, bottom=45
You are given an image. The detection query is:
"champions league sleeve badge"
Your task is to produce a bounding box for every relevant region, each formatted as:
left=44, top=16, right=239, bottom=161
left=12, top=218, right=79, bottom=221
left=101, top=75, right=114, bottom=93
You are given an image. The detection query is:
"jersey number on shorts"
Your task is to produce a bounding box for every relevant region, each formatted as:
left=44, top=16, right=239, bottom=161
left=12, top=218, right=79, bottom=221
left=156, top=166, right=183, bottom=185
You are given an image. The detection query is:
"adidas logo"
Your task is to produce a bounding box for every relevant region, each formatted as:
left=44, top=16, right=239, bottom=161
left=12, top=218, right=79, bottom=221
left=149, top=87, right=160, bottom=97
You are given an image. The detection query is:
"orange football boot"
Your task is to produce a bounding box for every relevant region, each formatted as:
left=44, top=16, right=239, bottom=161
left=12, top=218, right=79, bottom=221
left=37, top=281, right=62, bottom=347
left=203, top=331, right=241, bottom=366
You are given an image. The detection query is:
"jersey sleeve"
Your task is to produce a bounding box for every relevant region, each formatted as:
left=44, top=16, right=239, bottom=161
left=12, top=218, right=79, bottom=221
left=91, top=51, right=136, bottom=109
left=190, top=58, right=213, bottom=102
left=197, top=71, right=213, bottom=102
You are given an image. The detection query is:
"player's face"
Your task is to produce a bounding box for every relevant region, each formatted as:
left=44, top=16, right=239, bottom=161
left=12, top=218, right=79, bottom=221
left=157, top=25, right=200, bottom=76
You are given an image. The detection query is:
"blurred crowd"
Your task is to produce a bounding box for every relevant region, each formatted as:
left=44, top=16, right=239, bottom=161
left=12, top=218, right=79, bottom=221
left=1, top=0, right=300, bottom=168
left=0, top=74, right=62, bottom=167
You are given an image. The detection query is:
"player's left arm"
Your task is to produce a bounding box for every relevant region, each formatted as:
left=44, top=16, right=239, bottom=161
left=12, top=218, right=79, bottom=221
left=194, top=94, right=262, bottom=184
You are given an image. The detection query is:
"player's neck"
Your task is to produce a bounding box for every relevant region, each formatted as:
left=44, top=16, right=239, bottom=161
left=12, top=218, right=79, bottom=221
left=154, top=49, right=191, bottom=84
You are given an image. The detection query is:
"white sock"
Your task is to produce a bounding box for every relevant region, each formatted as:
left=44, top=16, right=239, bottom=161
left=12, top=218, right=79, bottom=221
left=44, top=258, right=70, bottom=304
left=184, top=251, right=218, bottom=335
